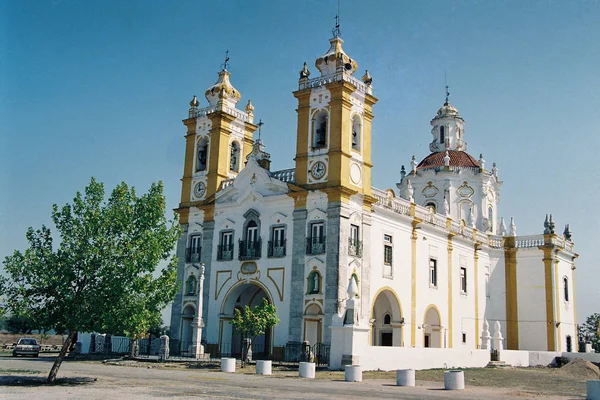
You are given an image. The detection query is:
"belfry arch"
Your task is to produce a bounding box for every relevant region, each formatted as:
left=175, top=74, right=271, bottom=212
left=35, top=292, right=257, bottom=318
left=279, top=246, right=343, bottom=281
left=219, top=281, right=274, bottom=359
left=370, top=288, right=403, bottom=347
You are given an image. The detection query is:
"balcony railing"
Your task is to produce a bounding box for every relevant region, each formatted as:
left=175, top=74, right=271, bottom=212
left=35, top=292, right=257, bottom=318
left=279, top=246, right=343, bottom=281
left=267, top=240, right=286, bottom=258
left=348, top=238, right=363, bottom=257
left=186, top=246, right=202, bottom=263
left=217, top=244, right=234, bottom=261
left=238, top=239, right=262, bottom=260
left=306, top=236, right=326, bottom=255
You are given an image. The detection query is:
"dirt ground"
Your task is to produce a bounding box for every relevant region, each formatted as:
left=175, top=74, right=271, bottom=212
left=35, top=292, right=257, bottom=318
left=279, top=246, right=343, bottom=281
left=0, top=355, right=595, bottom=399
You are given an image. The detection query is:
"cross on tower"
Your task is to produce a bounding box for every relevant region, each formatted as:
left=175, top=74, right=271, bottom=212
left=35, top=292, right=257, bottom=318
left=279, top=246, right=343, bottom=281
left=257, top=119, right=264, bottom=140
left=221, top=50, right=230, bottom=71
left=332, top=0, right=341, bottom=37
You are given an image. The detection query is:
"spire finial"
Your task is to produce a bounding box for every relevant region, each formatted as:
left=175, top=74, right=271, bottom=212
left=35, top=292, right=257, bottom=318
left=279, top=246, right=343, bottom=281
left=257, top=119, right=264, bottom=140
left=444, top=69, right=450, bottom=104
left=221, top=49, right=230, bottom=71
left=332, top=0, right=341, bottom=38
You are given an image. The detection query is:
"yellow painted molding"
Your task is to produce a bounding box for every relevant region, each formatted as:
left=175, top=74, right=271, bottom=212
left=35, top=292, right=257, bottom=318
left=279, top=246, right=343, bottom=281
left=474, top=242, right=481, bottom=348
left=447, top=234, right=453, bottom=348
left=411, top=224, right=418, bottom=347
left=504, top=236, right=519, bottom=349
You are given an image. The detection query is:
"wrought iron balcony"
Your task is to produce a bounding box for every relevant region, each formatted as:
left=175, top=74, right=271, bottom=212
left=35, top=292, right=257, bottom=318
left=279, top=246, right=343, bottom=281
left=238, top=239, right=262, bottom=260
left=348, top=238, right=363, bottom=257
left=186, top=246, right=202, bottom=263
left=267, top=240, right=286, bottom=258
left=306, top=236, right=326, bottom=255
left=217, top=244, right=234, bottom=261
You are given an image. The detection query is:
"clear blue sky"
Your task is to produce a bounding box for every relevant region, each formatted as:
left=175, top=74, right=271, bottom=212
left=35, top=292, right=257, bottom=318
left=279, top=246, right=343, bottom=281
left=1, top=1, right=599, bottom=323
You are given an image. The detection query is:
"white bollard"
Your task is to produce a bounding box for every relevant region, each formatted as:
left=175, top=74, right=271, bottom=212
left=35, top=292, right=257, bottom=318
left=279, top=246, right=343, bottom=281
left=256, top=360, right=272, bottom=375
left=299, top=362, right=316, bottom=378
left=588, top=380, right=600, bottom=400
left=344, top=365, right=362, bottom=382
left=221, top=357, right=236, bottom=373
left=396, top=369, right=416, bottom=387
left=444, top=370, right=465, bottom=390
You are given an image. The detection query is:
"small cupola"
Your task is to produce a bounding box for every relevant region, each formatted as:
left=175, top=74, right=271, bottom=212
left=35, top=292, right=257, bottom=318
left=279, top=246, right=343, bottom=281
left=205, top=69, right=241, bottom=108
left=315, top=36, right=358, bottom=76
left=429, top=89, right=466, bottom=153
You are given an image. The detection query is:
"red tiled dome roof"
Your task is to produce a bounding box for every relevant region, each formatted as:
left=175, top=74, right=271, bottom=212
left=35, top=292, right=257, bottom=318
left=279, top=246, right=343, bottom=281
left=417, top=150, right=479, bottom=170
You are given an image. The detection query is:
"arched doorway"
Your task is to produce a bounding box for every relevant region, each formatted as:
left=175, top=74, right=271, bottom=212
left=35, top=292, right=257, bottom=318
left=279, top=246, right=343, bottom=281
left=423, top=305, right=442, bottom=348
left=371, top=288, right=403, bottom=346
left=181, top=305, right=195, bottom=346
left=220, top=282, right=272, bottom=359
left=304, top=303, right=323, bottom=345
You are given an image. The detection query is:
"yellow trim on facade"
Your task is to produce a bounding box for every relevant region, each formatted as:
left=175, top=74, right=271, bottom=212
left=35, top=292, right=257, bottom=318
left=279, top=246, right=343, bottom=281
left=504, top=237, right=519, bottom=349
left=540, top=235, right=556, bottom=351
left=447, top=234, right=454, bottom=348
left=411, top=222, right=418, bottom=347
left=553, top=249, right=562, bottom=352
left=571, top=259, right=577, bottom=340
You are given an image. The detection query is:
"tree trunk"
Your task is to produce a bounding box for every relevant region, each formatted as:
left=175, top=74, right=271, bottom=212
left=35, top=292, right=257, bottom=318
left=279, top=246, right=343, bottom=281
left=47, top=330, right=76, bottom=383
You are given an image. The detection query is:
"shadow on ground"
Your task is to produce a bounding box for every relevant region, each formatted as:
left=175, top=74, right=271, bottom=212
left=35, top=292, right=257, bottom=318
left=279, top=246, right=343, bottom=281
left=0, top=376, right=97, bottom=387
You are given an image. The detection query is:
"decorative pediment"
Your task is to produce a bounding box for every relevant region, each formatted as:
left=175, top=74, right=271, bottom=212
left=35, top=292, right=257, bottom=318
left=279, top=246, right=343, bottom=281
left=215, top=157, right=290, bottom=204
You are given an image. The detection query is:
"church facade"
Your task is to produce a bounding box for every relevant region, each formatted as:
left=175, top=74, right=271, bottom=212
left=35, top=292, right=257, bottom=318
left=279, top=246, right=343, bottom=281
left=169, top=32, right=578, bottom=362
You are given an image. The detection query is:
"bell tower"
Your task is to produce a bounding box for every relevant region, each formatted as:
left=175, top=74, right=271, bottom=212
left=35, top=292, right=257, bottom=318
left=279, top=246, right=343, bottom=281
left=293, top=33, right=378, bottom=202
left=177, top=62, right=258, bottom=224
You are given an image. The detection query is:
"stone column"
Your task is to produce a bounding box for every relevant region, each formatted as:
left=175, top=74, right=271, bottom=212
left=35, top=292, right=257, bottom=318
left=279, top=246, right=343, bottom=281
left=192, top=264, right=206, bottom=358
left=159, top=335, right=170, bottom=362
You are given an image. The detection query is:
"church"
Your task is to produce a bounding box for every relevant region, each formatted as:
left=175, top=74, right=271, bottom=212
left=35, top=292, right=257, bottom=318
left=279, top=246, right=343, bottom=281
left=169, top=28, right=578, bottom=368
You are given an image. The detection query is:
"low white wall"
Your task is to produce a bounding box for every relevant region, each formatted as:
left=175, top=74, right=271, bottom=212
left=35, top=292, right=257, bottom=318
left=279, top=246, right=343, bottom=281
left=359, top=347, right=490, bottom=371
left=78, top=333, right=92, bottom=354
left=498, top=350, right=531, bottom=367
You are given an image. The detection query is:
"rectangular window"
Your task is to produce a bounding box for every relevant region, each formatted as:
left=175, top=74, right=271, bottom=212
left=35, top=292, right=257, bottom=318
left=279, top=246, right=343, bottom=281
left=349, top=224, right=362, bottom=257
left=383, top=234, right=393, bottom=278
left=218, top=231, right=234, bottom=261
left=186, top=234, right=202, bottom=263
left=462, top=333, right=467, bottom=344
left=460, top=266, right=467, bottom=293
left=429, top=258, right=437, bottom=287
left=307, top=222, right=326, bottom=254
left=269, top=226, right=286, bottom=258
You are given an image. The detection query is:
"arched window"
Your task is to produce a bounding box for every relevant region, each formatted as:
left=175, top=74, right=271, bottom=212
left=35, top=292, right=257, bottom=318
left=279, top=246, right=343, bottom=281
left=563, top=277, right=569, bottom=301
left=351, top=115, right=361, bottom=151
left=196, top=138, right=208, bottom=172
left=186, top=275, right=197, bottom=295
left=440, top=126, right=445, bottom=144
left=230, top=141, right=240, bottom=172
left=307, top=271, right=321, bottom=294
left=313, top=111, right=328, bottom=148
left=383, top=313, right=391, bottom=325
left=424, top=202, right=436, bottom=213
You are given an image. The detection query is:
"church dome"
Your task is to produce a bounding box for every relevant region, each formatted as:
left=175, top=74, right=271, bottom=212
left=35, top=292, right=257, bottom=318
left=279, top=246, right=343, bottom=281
left=417, top=150, right=479, bottom=170
left=315, top=36, right=358, bottom=76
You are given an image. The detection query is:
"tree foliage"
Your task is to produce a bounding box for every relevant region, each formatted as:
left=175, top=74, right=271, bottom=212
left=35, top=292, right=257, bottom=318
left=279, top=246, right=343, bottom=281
left=0, top=178, right=179, bottom=382
left=230, top=298, right=279, bottom=366
left=5, top=314, right=37, bottom=334
left=579, top=312, right=600, bottom=353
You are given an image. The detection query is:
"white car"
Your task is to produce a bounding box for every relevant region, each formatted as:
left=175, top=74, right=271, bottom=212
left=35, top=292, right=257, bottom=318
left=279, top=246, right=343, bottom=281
left=12, top=338, right=40, bottom=357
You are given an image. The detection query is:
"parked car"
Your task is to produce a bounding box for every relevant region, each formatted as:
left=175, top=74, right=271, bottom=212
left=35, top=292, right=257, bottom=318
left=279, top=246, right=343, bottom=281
left=12, top=338, right=40, bottom=357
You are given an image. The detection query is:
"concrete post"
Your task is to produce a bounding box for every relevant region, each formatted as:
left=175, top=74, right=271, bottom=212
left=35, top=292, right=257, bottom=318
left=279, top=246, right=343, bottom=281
left=159, top=335, right=169, bottom=362
left=192, top=264, right=206, bottom=359
left=491, top=320, right=504, bottom=351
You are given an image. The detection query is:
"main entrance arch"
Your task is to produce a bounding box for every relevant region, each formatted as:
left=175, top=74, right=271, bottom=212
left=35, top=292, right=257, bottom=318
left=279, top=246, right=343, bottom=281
left=370, top=288, right=403, bottom=346
left=220, top=282, right=273, bottom=359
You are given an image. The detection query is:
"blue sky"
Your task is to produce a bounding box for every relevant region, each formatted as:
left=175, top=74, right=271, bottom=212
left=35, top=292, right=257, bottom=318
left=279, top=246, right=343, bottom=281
left=1, top=1, right=599, bottom=323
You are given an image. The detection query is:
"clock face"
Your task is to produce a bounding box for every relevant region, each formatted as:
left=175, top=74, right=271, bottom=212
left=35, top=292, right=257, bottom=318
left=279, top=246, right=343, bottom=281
left=194, top=182, right=206, bottom=198
left=310, top=161, right=327, bottom=180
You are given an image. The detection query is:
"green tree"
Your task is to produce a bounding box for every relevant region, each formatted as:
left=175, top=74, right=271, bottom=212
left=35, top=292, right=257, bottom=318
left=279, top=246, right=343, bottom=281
left=5, top=314, right=37, bottom=334
left=579, top=313, right=600, bottom=353
left=230, top=298, right=279, bottom=367
left=0, top=178, right=179, bottom=383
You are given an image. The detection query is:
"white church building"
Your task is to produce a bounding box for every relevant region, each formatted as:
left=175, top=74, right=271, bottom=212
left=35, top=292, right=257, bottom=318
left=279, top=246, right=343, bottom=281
left=169, top=30, right=578, bottom=369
